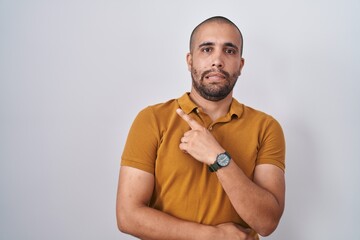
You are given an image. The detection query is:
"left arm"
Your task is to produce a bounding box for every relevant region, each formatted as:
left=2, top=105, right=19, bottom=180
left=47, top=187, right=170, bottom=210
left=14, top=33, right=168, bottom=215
left=215, top=161, right=285, bottom=237
left=176, top=109, right=285, bottom=237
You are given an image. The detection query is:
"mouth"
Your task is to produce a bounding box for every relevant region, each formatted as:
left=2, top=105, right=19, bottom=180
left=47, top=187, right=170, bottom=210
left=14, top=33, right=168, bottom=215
left=205, top=72, right=226, bottom=81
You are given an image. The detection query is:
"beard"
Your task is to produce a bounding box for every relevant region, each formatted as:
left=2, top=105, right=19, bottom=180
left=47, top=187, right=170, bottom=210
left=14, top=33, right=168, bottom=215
left=191, top=68, right=239, bottom=101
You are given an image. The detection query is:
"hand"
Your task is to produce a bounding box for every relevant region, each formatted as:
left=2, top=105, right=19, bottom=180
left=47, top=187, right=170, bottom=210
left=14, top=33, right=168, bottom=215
left=176, top=108, right=224, bottom=165
left=216, top=223, right=256, bottom=240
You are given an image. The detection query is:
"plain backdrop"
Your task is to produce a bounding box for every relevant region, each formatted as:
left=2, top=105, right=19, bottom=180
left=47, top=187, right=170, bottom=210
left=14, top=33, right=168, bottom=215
left=1, top=0, right=359, bottom=239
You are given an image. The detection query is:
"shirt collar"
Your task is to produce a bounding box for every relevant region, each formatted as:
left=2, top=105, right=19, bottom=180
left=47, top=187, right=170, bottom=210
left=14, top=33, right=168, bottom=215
left=228, top=98, right=244, bottom=119
left=177, top=93, right=244, bottom=119
left=177, top=93, right=198, bottom=114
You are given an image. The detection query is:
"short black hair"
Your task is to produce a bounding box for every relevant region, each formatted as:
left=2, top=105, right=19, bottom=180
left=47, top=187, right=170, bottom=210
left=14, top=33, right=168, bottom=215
left=189, top=16, right=243, bottom=56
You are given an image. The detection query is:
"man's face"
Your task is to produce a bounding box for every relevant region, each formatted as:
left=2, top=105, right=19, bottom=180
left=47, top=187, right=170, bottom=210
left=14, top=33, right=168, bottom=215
left=187, top=22, right=244, bottom=101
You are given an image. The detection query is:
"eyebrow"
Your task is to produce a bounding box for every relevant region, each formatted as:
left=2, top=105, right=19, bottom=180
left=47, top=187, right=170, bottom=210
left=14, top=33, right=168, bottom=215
left=198, top=41, right=239, bottom=50
left=224, top=42, right=239, bottom=50
left=198, top=42, right=214, bottom=48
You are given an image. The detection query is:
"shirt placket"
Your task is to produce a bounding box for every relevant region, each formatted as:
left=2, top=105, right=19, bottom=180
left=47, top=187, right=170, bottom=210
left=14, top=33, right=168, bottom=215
left=195, top=109, right=233, bottom=131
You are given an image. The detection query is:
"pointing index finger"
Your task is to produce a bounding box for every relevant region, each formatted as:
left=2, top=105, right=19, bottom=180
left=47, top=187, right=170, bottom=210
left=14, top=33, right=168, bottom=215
left=176, top=108, right=202, bottom=130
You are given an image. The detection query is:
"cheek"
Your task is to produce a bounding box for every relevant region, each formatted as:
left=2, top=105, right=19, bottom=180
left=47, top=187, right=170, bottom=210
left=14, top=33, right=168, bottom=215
left=237, top=66, right=243, bottom=76
left=190, top=58, right=205, bottom=71
left=187, top=62, right=193, bottom=72
left=230, top=64, right=242, bottom=76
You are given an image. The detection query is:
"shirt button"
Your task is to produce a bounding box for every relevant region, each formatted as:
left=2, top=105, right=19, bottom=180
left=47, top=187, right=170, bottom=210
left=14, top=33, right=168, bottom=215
left=196, top=109, right=199, bottom=113
left=208, top=126, right=213, bottom=131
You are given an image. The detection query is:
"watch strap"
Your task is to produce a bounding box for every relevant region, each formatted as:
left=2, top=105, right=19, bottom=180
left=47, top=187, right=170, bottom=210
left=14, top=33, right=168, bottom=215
left=209, top=162, right=221, bottom=172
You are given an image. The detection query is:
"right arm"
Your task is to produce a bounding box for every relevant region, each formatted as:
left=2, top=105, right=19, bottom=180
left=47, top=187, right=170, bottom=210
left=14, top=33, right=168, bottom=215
left=116, top=166, right=254, bottom=240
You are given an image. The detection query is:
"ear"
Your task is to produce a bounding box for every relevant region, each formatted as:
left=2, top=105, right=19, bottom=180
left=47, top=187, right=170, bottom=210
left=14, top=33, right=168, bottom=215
left=238, top=57, right=245, bottom=76
left=186, top=53, right=192, bottom=72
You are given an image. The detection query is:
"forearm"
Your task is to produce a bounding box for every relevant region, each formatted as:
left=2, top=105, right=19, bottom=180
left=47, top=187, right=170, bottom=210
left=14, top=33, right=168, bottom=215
left=117, top=160, right=262, bottom=239
left=117, top=166, right=215, bottom=240
left=216, top=161, right=284, bottom=236
left=118, top=204, right=217, bottom=240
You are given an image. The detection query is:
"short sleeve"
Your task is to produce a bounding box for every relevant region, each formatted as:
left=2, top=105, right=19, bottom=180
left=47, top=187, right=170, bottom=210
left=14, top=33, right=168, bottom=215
left=121, top=107, right=160, bottom=174
left=256, top=117, right=286, bottom=171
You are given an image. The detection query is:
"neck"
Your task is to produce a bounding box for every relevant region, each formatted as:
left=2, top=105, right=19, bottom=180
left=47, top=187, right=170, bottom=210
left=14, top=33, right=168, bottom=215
left=189, top=88, right=233, bottom=121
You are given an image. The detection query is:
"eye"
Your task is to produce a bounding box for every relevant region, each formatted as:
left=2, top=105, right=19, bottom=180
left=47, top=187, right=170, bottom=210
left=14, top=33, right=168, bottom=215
left=225, top=48, right=237, bottom=55
left=201, top=47, right=212, bottom=53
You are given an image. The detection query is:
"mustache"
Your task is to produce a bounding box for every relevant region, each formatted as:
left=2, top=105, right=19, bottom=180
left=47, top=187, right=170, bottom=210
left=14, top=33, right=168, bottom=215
left=201, top=69, right=230, bottom=80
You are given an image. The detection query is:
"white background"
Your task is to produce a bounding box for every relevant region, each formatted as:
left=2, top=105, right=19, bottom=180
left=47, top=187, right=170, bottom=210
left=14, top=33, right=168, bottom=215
left=1, top=0, right=359, bottom=239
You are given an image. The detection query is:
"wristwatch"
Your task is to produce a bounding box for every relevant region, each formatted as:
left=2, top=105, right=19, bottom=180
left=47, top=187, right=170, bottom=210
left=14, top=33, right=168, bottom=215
left=209, top=152, right=231, bottom=172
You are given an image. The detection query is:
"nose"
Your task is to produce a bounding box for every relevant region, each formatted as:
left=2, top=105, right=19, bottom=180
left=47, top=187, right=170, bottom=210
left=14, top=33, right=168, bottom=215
left=211, top=51, right=224, bottom=69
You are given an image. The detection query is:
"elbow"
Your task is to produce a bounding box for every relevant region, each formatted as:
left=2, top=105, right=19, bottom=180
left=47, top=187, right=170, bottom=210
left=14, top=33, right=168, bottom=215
left=117, top=215, right=127, bottom=233
left=117, top=215, right=134, bottom=235
left=257, top=226, right=277, bottom=237
left=256, top=218, right=280, bottom=237
left=116, top=212, right=126, bottom=233
left=255, top=205, right=284, bottom=237
left=116, top=207, right=132, bottom=234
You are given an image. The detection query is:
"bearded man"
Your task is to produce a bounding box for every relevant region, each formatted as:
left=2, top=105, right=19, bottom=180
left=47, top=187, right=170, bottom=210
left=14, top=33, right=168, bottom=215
left=116, top=16, right=286, bottom=240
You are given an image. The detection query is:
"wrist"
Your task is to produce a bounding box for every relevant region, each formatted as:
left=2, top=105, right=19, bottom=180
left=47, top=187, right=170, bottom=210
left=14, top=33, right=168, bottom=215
left=208, top=151, right=231, bottom=172
left=207, top=148, right=225, bottom=165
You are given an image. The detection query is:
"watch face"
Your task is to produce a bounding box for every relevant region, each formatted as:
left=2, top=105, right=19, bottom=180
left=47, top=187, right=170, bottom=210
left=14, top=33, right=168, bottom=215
left=217, top=153, right=230, bottom=167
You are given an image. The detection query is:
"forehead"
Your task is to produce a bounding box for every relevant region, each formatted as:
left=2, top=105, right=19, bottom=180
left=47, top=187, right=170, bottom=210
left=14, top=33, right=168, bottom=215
left=193, top=22, right=241, bottom=47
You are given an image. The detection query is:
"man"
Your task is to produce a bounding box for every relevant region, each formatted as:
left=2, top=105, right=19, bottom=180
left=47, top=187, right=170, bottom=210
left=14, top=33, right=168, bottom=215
left=116, top=16, right=285, bottom=240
